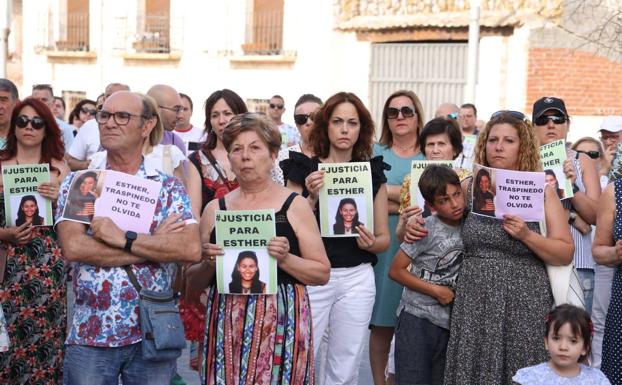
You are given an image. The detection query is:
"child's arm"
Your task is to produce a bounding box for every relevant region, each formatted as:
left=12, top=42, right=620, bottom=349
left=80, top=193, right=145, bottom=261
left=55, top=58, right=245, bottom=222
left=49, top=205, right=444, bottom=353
left=388, top=250, right=455, bottom=305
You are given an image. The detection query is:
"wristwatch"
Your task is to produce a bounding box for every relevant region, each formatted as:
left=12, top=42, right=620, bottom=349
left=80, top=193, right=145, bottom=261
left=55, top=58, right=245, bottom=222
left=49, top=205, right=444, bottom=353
left=124, top=231, right=137, bottom=252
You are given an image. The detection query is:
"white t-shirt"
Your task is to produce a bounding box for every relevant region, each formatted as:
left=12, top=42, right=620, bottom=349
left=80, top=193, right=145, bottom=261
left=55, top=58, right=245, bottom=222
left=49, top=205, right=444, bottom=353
left=174, top=125, right=206, bottom=152
left=68, top=119, right=100, bottom=161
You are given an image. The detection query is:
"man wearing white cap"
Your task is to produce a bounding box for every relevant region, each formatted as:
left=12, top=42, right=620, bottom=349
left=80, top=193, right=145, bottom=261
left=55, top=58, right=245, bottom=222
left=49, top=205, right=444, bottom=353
left=598, top=116, right=622, bottom=179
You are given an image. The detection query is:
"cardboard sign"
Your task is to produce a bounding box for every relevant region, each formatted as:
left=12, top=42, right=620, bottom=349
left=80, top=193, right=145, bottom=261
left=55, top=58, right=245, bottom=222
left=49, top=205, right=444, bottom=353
left=318, top=162, right=373, bottom=237
left=540, top=139, right=573, bottom=200
left=93, top=170, right=161, bottom=233
left=472, top=164, right=545, bottom=221
left=2, top=164, right=53, bottom=226
left=215, top=209, right=277, bottom=295
left=454, top=134, right=477, bottom=170
left=60, top=170, right=161, bottom=233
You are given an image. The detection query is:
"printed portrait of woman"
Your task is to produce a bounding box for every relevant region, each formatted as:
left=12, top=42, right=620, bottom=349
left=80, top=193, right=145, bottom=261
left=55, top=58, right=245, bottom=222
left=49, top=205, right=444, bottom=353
left=63, top=171, right=99, bottom=223
left=473, top=168, right=496, bottom=216
left=544, top=169, right=565, bottom=199
left=333, top=197, right=364, bottom=235
left=15, top=195, right=44, bottom=226
left=229, top=250, right=266, bottom=294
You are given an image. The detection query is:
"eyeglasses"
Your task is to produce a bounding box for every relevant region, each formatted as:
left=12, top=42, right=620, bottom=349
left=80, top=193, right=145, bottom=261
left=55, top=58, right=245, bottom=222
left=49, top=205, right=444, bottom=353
left=158, top=105, right=184, bottom=114
left=16, top=115, right=45, bottom=130
left=387, top=106, right=416, bottom=119
left=534, top=115, right=567, bottom=126
left=80, top=107, right=97, bottom=116
left=491, top=110, right=527, bottom=121
left=575, top=150, right=600, bottom=159
left=294, top=113, right=313, bottom=125
left=447, top=112, right=458, bottom=120
left=96, top=110, right=147, bottom=126
left=269, top=103, right=284, bottom=110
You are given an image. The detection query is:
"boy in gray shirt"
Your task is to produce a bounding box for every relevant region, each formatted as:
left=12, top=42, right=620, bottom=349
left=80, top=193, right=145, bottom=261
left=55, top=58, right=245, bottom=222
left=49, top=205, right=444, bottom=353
left=389, top=165, right=465, bottom=385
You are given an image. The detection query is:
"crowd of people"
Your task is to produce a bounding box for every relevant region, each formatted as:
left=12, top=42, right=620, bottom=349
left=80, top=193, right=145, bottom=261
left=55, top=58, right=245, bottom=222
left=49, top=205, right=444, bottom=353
left=0, top=76, right=621, bottom=385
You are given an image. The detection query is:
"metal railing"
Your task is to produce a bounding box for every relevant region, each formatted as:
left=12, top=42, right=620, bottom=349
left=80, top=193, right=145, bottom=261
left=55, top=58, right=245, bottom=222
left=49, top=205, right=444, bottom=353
left=114, top=14, right=184, bottom=54
left=242, top=9, right=284, bottom=55
left=36, top=12, right=90, bottom=52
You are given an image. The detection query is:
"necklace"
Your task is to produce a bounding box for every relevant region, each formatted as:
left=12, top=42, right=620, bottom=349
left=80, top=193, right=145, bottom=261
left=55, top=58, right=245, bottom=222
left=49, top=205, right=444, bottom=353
left=392, top=142, right=415, bottom=152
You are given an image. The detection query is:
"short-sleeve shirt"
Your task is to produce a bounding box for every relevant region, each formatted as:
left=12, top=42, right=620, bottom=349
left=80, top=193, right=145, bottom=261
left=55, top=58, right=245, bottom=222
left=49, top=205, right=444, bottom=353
left=161, top=130, right=187, bottom=156
left=55, top=161, right=196, bottom=347
left=57, top=117, right=75, bottom=149
left=398, top=214, right=464, bottom=329
left=67, top=119, right=100, bottom=161
left=513, top=363, right=611, bottom=384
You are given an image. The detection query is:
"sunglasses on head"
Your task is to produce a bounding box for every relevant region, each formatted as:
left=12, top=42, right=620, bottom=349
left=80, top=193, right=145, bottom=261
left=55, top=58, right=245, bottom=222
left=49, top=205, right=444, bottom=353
left=534, top=115, right=567, bottom=126
left=446, top=112, right=458, bottom=120
left=490, top=110, right=527, bottom=121
left=294, top=113, right=313, bottom=125
left=575, top=150, right=600, bottom=159
left=386, top=106, right=415, bottom=119
left=269, top=103, right=284, bottom=110
left=16, top=115, right=45, bottom=130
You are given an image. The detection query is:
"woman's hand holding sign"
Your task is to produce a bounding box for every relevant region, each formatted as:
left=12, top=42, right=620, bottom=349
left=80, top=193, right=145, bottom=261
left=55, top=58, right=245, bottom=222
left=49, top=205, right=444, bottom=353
left=355, top=224, right=376, bottom=251
left=304, top=170, right=325, bottom=206
left=268, top=236, right=290, bottom=263
left=502, top=214, right=530, bottom=241
left=562, top=159, right=577, bottom=185
left=1, top=222, right=32, bottom=246
left=37, top=181, right=60, bottom=201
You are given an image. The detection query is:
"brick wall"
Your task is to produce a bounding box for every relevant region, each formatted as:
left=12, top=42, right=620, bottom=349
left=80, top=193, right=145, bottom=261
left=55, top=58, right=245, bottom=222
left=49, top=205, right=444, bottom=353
left=526, top=47, right=622, bottom=116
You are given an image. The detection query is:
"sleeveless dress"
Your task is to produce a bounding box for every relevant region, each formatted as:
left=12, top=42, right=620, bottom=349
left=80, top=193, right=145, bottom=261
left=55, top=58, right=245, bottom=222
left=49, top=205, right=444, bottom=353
left=601, top=179, right=622, bottom=384
left=201, top=192, right=314, bottom=385
left=0, top=195, right=67, bottom=384
left=443, top=182, right=552, bottom=385
left=371, top=143, right=422, bottom=327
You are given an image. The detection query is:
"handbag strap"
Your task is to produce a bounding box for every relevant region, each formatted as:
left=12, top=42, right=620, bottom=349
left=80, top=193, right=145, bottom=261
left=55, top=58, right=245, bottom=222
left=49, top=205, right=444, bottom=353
left=123, top=265, right=142, bottom=293
left=203, top=149, right=235, bottom=190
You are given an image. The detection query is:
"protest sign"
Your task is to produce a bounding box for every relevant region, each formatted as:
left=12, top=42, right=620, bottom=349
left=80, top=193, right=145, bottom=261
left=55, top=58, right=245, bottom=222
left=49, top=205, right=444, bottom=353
left=472, top=164, right=545, bottom=221
left=93, top=170, right=161, bottom=233
left=318, top=162, right=373, bottom=237
left=540, top=139, right=573, bottom=200
left=2, top=164, right=52, bottom=226
left=454, top=134, right=477, bottom=170
left=409, top=160, right=455, bottom=211
left=215, top=209, right=277, bottom=295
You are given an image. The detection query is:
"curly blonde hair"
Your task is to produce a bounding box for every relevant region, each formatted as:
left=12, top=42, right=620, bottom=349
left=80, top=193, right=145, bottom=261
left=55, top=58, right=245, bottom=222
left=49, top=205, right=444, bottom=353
left=474, top=113, right=541, bottom=171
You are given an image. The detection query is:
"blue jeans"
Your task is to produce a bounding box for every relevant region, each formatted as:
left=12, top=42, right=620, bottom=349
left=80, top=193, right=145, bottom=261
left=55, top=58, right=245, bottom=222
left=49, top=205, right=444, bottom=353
left=63, top=343, right=176, bottom=385
left=577, top=268, right=595, bottom=315
left=394, top=310, right=449, bottom=385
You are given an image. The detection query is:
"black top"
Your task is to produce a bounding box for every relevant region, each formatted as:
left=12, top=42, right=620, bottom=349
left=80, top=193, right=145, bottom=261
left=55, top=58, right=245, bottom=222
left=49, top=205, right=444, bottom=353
left=210, top=192, right=302, bottom=285
left=281, top=153, right=389, bottom=268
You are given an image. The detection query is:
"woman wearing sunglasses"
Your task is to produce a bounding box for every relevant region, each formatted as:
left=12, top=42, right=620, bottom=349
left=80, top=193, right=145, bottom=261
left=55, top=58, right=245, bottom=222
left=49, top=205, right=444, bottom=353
left=532, top=96, right=601, bottom=314
left=0, top=97, right=69, bottom=384
left=272, top=94, right=322, bottom=185
left=68, top=98, right=97, bottom=134
left=283, top=92, right=390, bottom=384
left=368, top=90, right=425, bottom=384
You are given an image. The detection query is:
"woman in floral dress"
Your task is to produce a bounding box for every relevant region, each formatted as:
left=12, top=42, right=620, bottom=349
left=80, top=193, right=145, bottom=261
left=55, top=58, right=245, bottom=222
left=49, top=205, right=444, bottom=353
left=0, top=98, right=69, bottom=384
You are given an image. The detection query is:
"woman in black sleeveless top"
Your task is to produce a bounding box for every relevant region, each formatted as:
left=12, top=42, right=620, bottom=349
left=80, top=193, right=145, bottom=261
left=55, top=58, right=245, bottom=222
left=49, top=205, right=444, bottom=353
left=186, top=113, right=329, bottom=384
left=282, top=92, right=390, bottom=385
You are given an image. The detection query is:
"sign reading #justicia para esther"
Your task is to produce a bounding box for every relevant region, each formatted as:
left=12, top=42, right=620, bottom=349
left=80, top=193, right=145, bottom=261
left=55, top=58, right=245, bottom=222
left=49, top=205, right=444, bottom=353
left=318, top=162, right=373, bottom=238
left=215, top=209, right=277, bottom=295
left=2, top=164, right=53, bottom=226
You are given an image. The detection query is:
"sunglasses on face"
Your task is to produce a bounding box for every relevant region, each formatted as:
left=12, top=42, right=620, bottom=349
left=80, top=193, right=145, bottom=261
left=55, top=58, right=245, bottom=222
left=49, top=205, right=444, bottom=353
left=294, top=113, right=313, bottom=125
left=81, top=107, right=97, bottom=116
left=534, top=115, right=567, bottom=126
left=269, top=103, right=284, bottom=110
left=386, top=106, right=415, bottom=119
left=16, top=115, right=45, bottom=129
left=575, top=150, right=600, bottom=159
left=490, top=110, right=527, bottom=121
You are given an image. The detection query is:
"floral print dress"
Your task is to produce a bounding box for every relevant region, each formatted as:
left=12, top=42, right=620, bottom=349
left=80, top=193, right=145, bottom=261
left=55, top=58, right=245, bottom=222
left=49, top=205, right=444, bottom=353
left=0, top=195, right=66, bottom=385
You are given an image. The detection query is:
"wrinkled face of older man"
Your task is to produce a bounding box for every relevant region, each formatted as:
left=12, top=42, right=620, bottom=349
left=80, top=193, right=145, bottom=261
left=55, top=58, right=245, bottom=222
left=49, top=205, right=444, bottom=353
left=98, top=92, right=152, bottom=153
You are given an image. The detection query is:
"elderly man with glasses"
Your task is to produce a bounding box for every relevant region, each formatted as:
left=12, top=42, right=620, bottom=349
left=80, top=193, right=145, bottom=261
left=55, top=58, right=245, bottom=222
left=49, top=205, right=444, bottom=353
left=147, top=84, right=187, bottom=156
left=56, top=91, right=201, bottom=385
